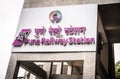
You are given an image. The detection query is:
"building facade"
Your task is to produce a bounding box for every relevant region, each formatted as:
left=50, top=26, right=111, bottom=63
left=5, top=0, right=120, bottom=79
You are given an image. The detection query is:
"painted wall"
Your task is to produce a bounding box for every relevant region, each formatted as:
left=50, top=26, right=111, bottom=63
left=12, top=4, right=97, bottom=52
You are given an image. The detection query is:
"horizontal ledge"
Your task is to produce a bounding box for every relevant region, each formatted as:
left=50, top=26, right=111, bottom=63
left=105, top=26, right=120, bottom=30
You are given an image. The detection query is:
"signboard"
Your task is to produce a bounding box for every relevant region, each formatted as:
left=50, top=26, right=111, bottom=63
left=12, top=4, right=98, bottom=52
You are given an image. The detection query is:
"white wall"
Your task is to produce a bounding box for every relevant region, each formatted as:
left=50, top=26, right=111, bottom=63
left=0, top=0, right=24, bottom=79
left=114, top=43, right=120, bottom=63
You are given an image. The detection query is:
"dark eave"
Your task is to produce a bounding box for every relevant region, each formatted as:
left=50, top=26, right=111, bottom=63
left=99, top=3, right=120, bottom=43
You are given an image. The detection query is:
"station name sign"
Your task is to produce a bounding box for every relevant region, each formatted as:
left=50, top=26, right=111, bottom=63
left=13, top=25, right=95, bottom=47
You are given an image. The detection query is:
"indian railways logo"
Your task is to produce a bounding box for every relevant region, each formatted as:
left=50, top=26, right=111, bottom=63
left=49, top=10, right=62, bottom=23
